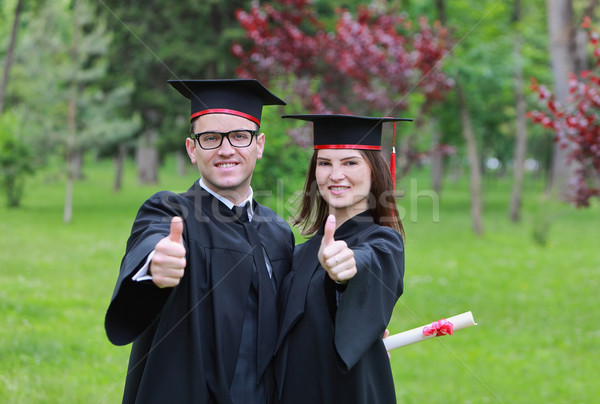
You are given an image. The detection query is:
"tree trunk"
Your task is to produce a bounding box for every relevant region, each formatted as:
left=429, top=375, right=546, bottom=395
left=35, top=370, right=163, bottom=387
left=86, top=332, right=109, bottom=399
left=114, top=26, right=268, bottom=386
left=64, top=0, right=80, bottom=224
left=510, top=0, right=528, bottom=222
left=430, top=118, right=444, bottom=195
left=0, top=0, right=24, bottom=114
left=114, top=144, right=127, bottom=191
left=547, top=0, right=577, bottom=200
left=456, top=81, right=483, bottom=235
left=136, top=130, right=159, bottom=185
left=434, top=0, right=447, bottom=25
left=431, top=0, right=448, bottom=196
left=64, top=89, right=77, bottom=223
left=73, top=150, right=84, bottom=180
left=64, top=156, right=75, bottom=224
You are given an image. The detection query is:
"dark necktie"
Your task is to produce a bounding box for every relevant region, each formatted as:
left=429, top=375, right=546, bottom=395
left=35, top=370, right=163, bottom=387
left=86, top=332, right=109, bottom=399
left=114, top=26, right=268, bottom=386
left=234, top=204, right=277, bottom=380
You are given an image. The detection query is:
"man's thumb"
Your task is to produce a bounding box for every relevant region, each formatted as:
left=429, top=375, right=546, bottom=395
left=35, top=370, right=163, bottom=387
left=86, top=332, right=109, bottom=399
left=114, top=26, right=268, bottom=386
left=169, top=216, right=184, bottom=244
left=323, top=214, right=336, bottom=246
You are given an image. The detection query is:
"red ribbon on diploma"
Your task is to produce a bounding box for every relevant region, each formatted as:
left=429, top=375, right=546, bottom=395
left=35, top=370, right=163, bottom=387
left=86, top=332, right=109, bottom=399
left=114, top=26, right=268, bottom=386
left=422, top=319, right=454, bottom=337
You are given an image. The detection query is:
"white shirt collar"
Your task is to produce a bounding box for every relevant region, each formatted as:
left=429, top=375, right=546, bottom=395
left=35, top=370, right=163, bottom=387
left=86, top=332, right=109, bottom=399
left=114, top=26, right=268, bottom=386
left=198, top=178, right=255, bottom=220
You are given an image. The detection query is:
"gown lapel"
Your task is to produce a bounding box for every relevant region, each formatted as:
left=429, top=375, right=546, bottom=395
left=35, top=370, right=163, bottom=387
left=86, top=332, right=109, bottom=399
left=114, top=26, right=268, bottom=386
left=276, top=236, right=321, bottom=349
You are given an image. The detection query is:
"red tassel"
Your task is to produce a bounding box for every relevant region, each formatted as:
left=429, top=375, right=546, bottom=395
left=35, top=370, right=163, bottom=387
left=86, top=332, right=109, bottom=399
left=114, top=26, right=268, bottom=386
left=390, top=122, right=396, bottom=190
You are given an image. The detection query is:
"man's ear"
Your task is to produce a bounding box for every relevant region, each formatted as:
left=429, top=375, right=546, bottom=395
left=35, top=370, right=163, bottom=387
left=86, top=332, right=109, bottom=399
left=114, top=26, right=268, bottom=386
left=256, top=132, right=265, bottom=159
left=185, top=137, right=197, bottom=163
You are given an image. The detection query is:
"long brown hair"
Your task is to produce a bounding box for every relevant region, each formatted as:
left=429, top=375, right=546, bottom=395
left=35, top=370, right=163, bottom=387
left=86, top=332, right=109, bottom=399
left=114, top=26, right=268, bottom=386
left=293, top=149, right=405, bottom=237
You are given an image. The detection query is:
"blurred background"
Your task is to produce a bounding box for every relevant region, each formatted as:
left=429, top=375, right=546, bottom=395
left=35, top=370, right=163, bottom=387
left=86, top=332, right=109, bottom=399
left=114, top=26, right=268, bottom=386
left=1, top=0, right=599, bottom=402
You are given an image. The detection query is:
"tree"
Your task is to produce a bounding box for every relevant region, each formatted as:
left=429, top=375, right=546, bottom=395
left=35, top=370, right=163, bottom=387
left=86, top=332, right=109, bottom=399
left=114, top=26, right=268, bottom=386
left=9, top=0, right=140, bottom=221
left=546, top=0, right=578, bottom=200
left=65, top=0, right=141, bottom=222
left=424, top=0, right=551, bottom=232
left=101, top=0, right=251, bottom=184
left=509, top=0, right=529, bottom=222
left=0, top=111, right=34, bottom=207
left=432, top=0, right=499, bottom=235
left=0, top=0, right=24, bottom=114
left=234, top=2, right=452, bottom=115
left=455, top=79, right=484, bottom=234
left=233, top=0, right=453, bottom=194
left=528, top=16, right=600, bottom=207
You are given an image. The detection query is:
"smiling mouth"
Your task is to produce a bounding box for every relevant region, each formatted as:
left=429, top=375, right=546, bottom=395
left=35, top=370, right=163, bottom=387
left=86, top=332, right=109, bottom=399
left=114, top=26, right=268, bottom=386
left=216, top=162, right=238, bottom=168
left=329, top=186, right=350, bottom=192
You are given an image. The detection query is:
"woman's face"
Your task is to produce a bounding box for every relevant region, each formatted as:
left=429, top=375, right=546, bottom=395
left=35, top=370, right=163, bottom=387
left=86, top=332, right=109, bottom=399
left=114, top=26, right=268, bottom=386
left=315, top=149, right=372, bottom=216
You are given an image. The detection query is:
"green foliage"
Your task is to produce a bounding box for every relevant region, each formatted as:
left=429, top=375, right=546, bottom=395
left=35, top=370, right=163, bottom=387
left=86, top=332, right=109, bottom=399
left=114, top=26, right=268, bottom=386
left=1, top=0, right=559, bottom=197
left=252, top=105, right=313, bottom=221
left=403, top=0, right=552, bottom=170
left=100, top=0, right=253, bottom=153
left=9, top=0, right=140, bottom=166
left=0, top=112, right=34, bottom=207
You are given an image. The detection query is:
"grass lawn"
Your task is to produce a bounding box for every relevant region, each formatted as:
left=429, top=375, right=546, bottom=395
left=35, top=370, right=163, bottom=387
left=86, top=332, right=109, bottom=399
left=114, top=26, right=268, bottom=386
left=0, top=158, right=598, bottom=403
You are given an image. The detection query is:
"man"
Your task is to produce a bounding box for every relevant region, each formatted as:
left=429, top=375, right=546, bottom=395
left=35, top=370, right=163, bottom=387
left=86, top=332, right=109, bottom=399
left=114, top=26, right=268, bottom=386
left=105, top=79, right=294, bottom=403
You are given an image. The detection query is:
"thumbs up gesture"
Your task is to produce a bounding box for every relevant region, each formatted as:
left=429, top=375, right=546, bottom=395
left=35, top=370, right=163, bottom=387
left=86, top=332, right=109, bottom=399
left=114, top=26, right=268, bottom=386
left=318, top=215, right=357, bottom=283
left=150, top=216, right=187, bottom=288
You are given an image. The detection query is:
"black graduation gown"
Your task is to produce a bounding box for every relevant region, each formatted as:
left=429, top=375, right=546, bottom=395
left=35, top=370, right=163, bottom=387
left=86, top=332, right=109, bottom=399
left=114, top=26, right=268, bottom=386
left=105, top=181, right=294, bottom=404
left=275, top=211, right=404, bottom=404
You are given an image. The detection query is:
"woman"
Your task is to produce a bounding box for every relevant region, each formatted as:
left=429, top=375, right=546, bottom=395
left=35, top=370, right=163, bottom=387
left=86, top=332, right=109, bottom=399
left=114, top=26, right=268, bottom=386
left=275, top=114, right=410, bottom=404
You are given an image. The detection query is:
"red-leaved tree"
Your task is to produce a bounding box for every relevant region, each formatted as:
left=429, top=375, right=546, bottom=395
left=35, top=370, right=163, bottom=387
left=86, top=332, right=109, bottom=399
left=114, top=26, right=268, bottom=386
left=528, top=17, right=600, bottom=207
left=233, top=0, right=453, bottom=150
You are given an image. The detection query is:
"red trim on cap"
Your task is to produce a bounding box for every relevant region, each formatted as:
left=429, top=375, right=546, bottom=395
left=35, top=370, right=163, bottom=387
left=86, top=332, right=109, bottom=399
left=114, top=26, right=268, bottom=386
left=190, top=109, right=261, bottom=126
left=314, top=144, right=381, bottom=150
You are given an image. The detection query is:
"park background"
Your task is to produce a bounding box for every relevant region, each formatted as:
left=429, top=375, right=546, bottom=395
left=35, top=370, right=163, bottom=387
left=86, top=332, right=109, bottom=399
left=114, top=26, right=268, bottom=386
left=1, top=0, right=599, bottom=403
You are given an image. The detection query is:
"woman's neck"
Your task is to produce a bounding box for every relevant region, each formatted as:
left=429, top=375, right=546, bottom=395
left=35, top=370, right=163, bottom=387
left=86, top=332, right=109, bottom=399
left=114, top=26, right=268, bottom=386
left=329, top=207, right=369, bottom=229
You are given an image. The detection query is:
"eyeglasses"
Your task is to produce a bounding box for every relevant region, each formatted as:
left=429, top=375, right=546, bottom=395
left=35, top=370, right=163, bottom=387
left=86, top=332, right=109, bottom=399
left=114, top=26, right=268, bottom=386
left=192, top=129, right=258, bottom=150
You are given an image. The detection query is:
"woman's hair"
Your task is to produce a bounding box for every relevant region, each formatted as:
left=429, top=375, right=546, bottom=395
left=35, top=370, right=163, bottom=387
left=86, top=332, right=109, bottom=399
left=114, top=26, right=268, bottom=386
left=293, top=149, right=405, bottom=237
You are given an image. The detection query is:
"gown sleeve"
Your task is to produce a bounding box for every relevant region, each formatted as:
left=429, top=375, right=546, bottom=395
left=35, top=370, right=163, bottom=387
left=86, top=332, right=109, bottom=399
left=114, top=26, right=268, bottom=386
left=331, top=226, right=404, bottom=372
left=105, top=191, right=184, bottom=346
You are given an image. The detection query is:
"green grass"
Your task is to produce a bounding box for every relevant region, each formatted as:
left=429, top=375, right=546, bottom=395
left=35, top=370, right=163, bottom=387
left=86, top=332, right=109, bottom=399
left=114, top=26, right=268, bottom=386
left=1, top=158, right=598, bottom=403
left=392, top=175, right=600, bottom=403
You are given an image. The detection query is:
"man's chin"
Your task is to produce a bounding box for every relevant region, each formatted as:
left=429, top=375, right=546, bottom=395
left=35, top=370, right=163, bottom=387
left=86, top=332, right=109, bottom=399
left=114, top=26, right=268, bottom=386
left=210, top=180, right=250, bottom=197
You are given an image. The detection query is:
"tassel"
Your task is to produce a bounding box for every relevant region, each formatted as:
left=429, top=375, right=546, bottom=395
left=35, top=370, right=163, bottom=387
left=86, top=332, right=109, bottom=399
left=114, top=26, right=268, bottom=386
left=390, top=122, right=396, bottom=190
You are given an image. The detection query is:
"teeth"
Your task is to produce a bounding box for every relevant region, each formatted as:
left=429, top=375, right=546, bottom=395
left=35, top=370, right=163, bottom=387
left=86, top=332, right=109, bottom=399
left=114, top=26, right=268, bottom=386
left=330, top=186, right=348, bottom=191
left=217, top=163, right=236, bottom=168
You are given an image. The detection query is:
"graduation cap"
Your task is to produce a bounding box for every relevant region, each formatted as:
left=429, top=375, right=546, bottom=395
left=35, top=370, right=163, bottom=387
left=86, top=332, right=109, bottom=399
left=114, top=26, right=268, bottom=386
left=282, top=114, right=412, bottom=150
left=168, top=79, right=286, bottom=126
left=282, top=114, right=413, bottom=186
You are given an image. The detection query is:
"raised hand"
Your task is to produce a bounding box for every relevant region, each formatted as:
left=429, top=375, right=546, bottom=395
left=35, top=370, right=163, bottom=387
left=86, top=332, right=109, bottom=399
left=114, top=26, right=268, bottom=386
left=318, top=215, right=357, bottom=283
left=150, top=216, right=187, bottom=288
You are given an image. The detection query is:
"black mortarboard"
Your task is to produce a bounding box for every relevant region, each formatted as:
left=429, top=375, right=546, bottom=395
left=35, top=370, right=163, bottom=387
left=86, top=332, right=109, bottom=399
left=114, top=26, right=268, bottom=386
left=168, top=79, right=286, bottom=126
left=282, top=114, right=412, bottom=150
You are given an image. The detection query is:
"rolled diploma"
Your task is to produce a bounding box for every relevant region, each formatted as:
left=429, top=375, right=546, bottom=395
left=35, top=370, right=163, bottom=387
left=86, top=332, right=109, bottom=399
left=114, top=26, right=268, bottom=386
left=384, top=311, right=477, bottom=351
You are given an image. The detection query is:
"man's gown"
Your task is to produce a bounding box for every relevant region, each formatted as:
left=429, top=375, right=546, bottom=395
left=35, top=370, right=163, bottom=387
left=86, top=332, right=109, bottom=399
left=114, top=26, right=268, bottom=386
left=105, top=181, right=294, bottom=403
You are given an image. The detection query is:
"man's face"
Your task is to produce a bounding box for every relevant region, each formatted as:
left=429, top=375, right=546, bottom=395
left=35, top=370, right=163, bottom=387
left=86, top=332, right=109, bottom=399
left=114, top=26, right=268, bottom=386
left=186, top=113, right=264, bottom=204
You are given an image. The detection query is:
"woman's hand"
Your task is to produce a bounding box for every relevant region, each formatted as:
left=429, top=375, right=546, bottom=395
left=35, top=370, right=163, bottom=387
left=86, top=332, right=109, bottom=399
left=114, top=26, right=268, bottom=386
left=318, top=215, right=357, bottom=283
